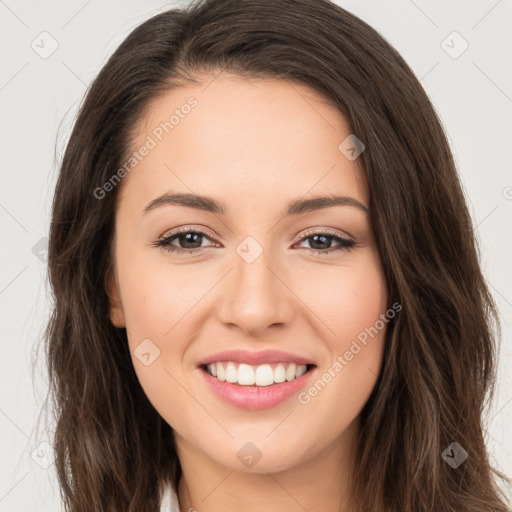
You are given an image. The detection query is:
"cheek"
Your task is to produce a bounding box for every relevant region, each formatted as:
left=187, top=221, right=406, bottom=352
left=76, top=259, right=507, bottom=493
left=297, top=251, right=388, bottom=347
left=298, top=250, right=387, bottom=401
left=116, top=249, right=199, bottom=340
left=341, top=266, right=388, bottom=340
left=295, top=269, right=388, bottom=444
left=116, top=250, right=211, bottom=400
left=115, top=252, right=197, bottom=417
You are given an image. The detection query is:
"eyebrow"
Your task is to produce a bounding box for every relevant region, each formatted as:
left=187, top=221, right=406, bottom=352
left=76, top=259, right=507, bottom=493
left=142, top=192, right=369, bottom=217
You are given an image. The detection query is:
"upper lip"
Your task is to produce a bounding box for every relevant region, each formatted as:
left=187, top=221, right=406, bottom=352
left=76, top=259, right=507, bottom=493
left=197, top=349, right=316, bottom=367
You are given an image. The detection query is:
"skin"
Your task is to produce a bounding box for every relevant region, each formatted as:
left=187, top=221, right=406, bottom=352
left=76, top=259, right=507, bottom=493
left=107, top=72, right=388, bottom=512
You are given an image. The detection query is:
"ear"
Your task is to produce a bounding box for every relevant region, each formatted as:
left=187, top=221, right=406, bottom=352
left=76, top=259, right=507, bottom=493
left=106, top=268, right=126, bottom=328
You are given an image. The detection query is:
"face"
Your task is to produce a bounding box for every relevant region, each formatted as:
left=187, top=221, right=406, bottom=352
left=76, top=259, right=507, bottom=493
left=107, top=73, right=388, bottom=473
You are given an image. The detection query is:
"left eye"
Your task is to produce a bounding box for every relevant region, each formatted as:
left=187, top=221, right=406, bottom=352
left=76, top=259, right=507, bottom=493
left=154, top=229, right=357, bottom=255
left=296, top=232, right=356, bottom=253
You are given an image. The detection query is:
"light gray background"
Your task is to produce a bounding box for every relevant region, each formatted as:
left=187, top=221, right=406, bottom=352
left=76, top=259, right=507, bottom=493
left=1, top=1, right=511, bottom=510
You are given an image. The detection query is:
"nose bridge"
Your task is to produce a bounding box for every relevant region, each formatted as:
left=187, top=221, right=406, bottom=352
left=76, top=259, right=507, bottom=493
left=217, top=234, right=294, bottom=334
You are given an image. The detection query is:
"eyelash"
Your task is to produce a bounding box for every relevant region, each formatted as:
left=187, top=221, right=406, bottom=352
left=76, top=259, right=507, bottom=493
left=152, top=226, right=357, bottom=256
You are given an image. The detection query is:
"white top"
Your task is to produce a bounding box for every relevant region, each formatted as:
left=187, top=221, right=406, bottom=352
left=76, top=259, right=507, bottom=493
left=159, top=481, right=180, bottom=512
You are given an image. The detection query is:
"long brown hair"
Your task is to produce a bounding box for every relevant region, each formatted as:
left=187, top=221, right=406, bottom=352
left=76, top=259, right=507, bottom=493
left=39, top=0, right=510, bottom=510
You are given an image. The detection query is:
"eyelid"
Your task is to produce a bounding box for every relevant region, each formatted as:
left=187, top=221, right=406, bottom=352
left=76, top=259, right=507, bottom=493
left=295, top=226, right=354, bottom=243
left=154, top=225, right=358, bottom=259
left=159, top=224, right=218, bottom=240
left=159, top=225, right=354, bottom=246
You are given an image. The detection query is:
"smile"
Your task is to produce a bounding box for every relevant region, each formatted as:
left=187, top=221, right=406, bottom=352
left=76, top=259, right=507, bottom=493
left=197, top=349, right=318, bottom=410
left=202, top=361, right=312, bottom=386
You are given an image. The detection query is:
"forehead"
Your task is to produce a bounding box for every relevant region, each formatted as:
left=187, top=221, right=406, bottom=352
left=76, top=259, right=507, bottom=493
left=120, top=74, right=368, bottom=212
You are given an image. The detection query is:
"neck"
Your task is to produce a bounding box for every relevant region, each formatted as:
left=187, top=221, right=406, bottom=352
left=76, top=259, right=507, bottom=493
left=174, top=417, right=360, bottom=512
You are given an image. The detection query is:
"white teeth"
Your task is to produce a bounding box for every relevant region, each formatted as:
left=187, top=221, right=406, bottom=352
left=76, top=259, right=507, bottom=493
left=296, top=365, right=307, bottom=378
left=255, top=364, right=274, bottom=386
left=205, top=361, right=309, bottom=386
left=286, top=363, right=297, bottom=381
left=237, top=363, right=255, bottom=385
left=225, top=362, right=238, bottom=383
left=216, top=362, right=226, bottom=381
left=274, top=364, right=286, bottom=383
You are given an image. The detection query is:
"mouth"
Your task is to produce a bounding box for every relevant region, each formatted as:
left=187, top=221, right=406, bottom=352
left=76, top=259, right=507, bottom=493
left=196, top=349, right=318, bottom=409
left=200, top=361, right=317, bottom=387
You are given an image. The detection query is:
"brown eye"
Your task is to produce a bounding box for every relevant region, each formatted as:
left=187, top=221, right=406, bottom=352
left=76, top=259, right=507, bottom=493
left=296, top=230, right=357, bottom=254
left=153, top=228, right=357, bottom=256
left=155, top=228, right=216, bottom=254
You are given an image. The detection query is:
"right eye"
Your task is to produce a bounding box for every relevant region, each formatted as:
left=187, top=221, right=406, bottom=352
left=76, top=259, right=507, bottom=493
left=155, top=228, right=218, bottom=254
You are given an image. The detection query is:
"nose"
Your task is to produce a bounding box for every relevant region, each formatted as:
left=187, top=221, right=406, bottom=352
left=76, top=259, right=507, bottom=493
left=216, top=243, right=295, bottom=337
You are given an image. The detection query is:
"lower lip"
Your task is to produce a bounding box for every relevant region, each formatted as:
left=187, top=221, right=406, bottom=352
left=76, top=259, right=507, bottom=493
left=198, top=366, right=316, bottom=410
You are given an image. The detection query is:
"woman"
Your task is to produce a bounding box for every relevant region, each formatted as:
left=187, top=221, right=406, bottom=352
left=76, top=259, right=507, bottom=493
left=42, top=0, right=510, bottom=510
